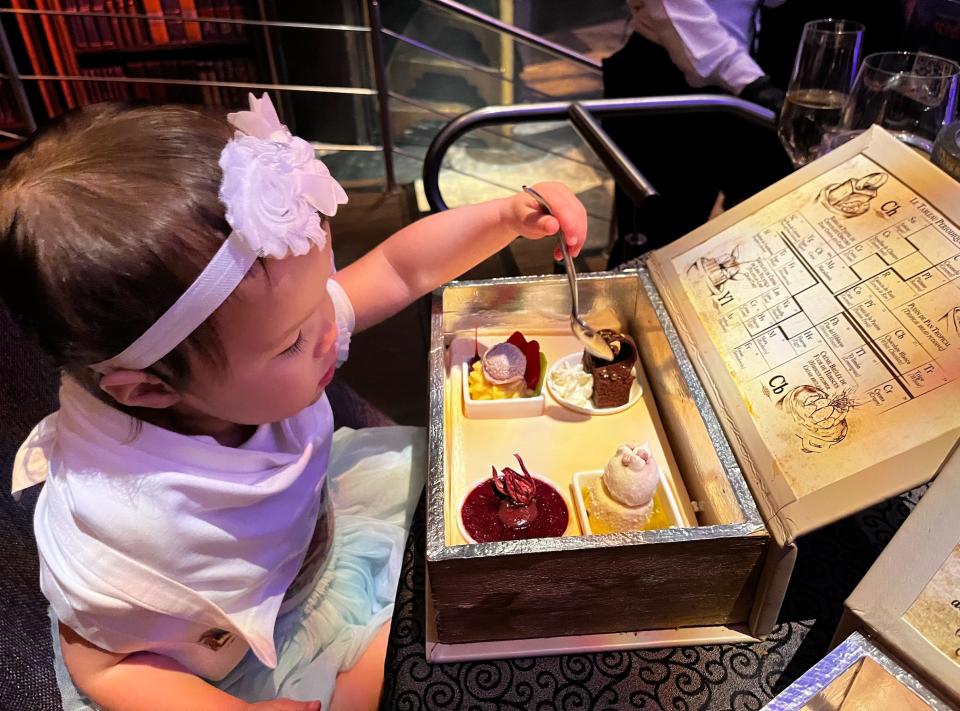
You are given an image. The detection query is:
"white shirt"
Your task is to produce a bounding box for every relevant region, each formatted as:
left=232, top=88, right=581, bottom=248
left=14, top=278, right=355, bottom=681
left=627, top=0, right=786, bottom=94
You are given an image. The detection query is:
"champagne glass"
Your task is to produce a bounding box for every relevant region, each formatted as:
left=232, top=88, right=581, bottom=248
left=778, top=19, right=864, bottom=167
left=833, top=51, right=960, bottom=156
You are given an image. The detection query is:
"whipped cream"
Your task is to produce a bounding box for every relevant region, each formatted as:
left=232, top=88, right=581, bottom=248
left=547, top=360, right=593, bottom=407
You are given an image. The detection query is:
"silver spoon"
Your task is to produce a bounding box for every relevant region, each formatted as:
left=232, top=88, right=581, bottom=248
left=522, top=185, right=614, bottom=361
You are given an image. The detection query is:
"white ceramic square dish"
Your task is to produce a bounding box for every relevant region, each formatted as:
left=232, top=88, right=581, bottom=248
left=461, top=360, right=545, bottom=419
left=572, top=467, right=689, bottom=535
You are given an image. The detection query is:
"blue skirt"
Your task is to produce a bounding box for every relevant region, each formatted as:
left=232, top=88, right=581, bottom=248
left=51, top=425, right=425, bottom=709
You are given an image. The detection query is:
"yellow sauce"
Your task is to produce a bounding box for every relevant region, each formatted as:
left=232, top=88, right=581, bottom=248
left=467, top=360, right=533, bottom=400
left=581, top=485, right=673, bottom=535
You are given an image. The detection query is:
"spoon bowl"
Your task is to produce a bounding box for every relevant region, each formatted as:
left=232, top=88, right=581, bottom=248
left=571, top=315, right=615, bottom=361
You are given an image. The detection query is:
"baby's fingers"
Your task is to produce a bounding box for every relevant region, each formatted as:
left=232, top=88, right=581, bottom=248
left=510, top=191, right=559, bottom=237
left=524, top=182, right=587, bottom=257
left=534, top=214, right=560, bottom=236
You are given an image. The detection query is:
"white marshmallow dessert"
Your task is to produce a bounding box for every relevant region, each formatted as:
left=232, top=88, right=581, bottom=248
left=585, top=444, right=661, bottom=531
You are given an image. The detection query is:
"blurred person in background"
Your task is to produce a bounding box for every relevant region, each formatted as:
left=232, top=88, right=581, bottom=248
left=603, top=0, right=908, bottom=267
left=603, top=0, right=793, bottom=268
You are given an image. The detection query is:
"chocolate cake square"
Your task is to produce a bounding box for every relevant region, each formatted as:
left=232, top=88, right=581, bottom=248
left=581, top=330, right=637, bottom=408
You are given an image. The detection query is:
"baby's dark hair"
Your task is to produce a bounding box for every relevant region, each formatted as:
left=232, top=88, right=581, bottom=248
left=0, top=102, right=234, bottom=397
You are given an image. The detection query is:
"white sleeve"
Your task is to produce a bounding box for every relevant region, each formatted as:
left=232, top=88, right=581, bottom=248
left=628, top=0, right=765, bottom=94
left=326, top=277, right=354, bottom=367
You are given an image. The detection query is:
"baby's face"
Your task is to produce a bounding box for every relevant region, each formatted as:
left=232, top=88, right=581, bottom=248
left=180, top=239, right=338, bottom=426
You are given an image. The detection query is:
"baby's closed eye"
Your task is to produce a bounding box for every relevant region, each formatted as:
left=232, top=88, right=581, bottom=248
left=279, top=331, right=306, bottom=358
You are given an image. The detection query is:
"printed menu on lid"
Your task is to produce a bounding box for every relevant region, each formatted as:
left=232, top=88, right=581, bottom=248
left=671, top=152, right=960, bottom=499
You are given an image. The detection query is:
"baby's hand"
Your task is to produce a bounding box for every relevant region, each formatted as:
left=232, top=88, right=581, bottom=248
left=502, top=182, right=588, bottom=260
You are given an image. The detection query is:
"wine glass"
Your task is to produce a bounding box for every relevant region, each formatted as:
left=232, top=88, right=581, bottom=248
left=831, top=51, right=960, bottom=156
left=778, top=19, right=864, bottom=167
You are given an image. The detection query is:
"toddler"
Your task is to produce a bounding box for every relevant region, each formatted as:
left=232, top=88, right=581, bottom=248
left=1, top=95, right=587, bottom=710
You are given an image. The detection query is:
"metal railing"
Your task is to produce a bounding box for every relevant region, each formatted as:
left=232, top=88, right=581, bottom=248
left=423, top=0, right=602, bottom=72
left=370, top=0, right=603, bottom=188
left=366, top=0, right=396, bottom=189
left=0, top=0, right=603, bottom=194
left=421, top=95, right=777, bottom=212
left=0, top=4, right=784, bottom=277
left=0, top=5, right=388, bottom=166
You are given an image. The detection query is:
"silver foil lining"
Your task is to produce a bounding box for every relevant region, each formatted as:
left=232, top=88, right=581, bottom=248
left=633, top=263, right=761, bottom=523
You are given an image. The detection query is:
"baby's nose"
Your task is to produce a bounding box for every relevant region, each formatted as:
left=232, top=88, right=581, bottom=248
left=313, top=323, right=336, bottom=359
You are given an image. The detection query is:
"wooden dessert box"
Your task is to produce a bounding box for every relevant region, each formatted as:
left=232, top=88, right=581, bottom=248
left=426, top=270, right=770, bottom=659
left=425, top=127, right=960, bottom=660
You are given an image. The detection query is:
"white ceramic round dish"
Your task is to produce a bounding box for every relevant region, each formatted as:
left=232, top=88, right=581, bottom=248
left=545, top=352, right=642, bottom=416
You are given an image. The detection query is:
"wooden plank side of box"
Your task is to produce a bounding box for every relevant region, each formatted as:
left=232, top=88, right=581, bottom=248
left=428, top=533, right=767, bottom=644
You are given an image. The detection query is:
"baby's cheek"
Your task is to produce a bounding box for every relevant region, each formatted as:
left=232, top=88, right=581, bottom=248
left=271, top=373, right=314, bottom=415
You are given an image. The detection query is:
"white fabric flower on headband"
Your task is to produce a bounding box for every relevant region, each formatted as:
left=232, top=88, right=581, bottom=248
left=218, top=93, right=348, bottom=258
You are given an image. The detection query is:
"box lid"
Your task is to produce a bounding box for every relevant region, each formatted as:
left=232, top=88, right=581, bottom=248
left=648, top=126, right=960, bottom=546
left=841, top=442, right=960, bottom=704
left=764, top=630, right=951, bottom=710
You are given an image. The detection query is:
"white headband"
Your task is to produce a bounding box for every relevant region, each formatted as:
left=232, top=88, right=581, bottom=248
left=91, top=93, right=347, bottom=374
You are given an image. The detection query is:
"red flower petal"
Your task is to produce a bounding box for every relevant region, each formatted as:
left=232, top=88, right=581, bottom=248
left=507, top=331, right=527, bottom=350
left=524, top=340, right=541, bottom=389
left=505, top=332, right=541, bottom=390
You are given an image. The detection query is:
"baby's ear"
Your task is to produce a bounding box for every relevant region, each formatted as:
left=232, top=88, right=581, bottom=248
left=98, top=370, right=181, bottom=409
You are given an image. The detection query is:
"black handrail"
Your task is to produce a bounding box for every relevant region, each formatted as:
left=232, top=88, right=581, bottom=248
left=567, top=102, right=658, bottom=208
left=422, top=94, right=777, bottom=212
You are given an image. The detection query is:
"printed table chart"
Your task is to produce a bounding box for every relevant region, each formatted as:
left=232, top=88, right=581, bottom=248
left=673, top=154, right=960, bottom=498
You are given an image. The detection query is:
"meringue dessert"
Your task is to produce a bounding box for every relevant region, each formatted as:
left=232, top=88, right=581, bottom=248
left=467, top=331, right=547, bottom=400
left=584, top=444, right=671, bottom=534
left=460, top=454, right=569, bottom=542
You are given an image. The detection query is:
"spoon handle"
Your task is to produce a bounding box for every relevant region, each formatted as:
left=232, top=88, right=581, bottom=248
left=522, top=185, right=580, bottom=316
left=556, top=232, right=579, bottom=317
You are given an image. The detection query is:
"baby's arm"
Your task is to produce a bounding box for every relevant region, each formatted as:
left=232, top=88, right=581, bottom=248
left=59, top=624, right=320, bottom=711
left=334, top=181, right=587, bottom=331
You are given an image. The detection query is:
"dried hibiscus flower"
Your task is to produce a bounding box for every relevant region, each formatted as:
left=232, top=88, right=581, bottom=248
left=491, top=453, right=539, bottom=529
